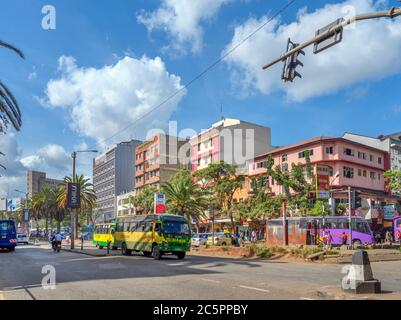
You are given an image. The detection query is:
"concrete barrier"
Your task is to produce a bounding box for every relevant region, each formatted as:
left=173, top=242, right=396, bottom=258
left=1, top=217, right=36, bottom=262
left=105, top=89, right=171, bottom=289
left=341, top=250, right=381, bottom=294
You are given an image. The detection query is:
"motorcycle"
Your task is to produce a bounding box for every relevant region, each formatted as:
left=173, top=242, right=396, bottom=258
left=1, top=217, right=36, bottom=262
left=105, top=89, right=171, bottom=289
left=52, top=241, right=62, bottom=253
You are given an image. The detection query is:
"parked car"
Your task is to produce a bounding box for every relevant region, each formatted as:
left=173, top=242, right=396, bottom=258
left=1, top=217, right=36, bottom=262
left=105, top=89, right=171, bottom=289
left=191, top=233, right=210, bottom=247
left=17, top=233, right=29, bottom=245
left=206, top=232, right=234, bottom=246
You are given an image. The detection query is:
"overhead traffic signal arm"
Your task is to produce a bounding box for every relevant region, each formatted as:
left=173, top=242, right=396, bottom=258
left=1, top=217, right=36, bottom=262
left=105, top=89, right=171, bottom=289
left=281, top=39, right=305, bottom=82
left=262, top=6, right=401, bottom=72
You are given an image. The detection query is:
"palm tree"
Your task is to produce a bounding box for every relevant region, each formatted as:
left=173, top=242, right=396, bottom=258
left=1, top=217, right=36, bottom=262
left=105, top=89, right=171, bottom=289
left=50, top=186, right=66, bottom=233
left=58, top=175, right=97, bottom=238
left=0, top=40, right=24, bottom=133
left=31, top=187, right=52, bottom=236
left=161, top=170, right=208, bottom=228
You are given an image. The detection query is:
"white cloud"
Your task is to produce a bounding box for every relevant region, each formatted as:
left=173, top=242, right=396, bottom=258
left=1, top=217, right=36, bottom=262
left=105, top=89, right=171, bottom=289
left=0, top=134, right=27, bottom=197
left=223, top=0, right=401, bottom=102
left=137, top=0, right=233, bottom=54
left=21, top=144, right=70, bottom=173
left=43, top=55, right=186, bottom=148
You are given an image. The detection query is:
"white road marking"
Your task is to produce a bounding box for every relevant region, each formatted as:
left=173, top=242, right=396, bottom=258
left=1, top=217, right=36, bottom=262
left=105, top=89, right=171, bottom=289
left=201, top=278, right=221, bottom=284
left=300, top=297, right=315, bottom=300
left=238, top=285, right=270, bottom=293
left=64, top=256, right=122, bottom=262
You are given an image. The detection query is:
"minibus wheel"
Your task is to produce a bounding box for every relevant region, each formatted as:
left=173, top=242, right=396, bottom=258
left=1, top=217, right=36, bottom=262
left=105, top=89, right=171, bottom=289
left=176, top=252, right=186, bottom=260
left=152, top=245, right=162, bottom=260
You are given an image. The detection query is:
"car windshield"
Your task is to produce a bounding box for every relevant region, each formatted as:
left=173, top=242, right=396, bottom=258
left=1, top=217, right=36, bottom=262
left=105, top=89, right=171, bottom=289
left=0, top=222, right=14, bottom=232
left=163, top=220, right=190, bottom=235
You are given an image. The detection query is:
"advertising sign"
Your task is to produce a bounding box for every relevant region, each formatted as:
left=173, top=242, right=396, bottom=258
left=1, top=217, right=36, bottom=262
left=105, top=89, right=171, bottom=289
left=154, top=193, right=166, bottom=214
left=315, top=164, right=331, bottom=199
left=67, top=183, right=81, bottom=209
left=23, top=210, right=30, bottom=222
left=384, top=205, right=395, bottom=220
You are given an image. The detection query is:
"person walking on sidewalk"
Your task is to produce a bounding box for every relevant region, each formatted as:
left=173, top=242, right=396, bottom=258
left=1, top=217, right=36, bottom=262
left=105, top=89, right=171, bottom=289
left=396, top=230, right=401, bottom=244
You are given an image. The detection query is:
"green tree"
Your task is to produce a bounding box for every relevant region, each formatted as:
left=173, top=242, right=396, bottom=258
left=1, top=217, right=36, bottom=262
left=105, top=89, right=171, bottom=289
left=0, top=40, right=24, bottom=133
left=384, top=170, right=401, bottom=194
left=58, top=175, right=97, bottom=237
left=130, top=186, right=158, bottom=215
left=31, top=187, right=52, bottom=235
left=310, top=200, right=331, bottom=217
left=161, top=169, right=208, bottom=227
left=194, top=161, right=244, bottom=233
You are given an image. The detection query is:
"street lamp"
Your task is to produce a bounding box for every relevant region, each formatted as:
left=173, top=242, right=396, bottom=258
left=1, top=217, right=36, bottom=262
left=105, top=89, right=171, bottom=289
left=70, top=149, right=98, bottom=249
left=15, top=189, right=29, bottom=233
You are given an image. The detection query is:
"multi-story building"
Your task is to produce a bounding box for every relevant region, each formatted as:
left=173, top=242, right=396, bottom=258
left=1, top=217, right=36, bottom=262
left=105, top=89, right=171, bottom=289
left=93, top=140, right=142, bottom=221
left=27, top=170, right=63, bottom=199
left=135, top=134, right=190, bottom=191
left=116, top=191, right=136, bottom=217
left=343, top=132, right=401, bottom=171
left=246, top=136, right=397, bottom=224
left=190, top=118, right=273, bottom=172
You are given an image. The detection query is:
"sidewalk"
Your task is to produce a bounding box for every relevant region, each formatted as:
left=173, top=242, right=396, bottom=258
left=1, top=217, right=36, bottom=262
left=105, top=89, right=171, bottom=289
left=323, top=248, right=401, bottom=264
left=312, top=285, right=401, bottom=300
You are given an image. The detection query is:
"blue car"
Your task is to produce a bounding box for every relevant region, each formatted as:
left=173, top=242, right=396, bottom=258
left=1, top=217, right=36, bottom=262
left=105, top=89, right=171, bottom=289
left=0, top=220, right=17, bottom=252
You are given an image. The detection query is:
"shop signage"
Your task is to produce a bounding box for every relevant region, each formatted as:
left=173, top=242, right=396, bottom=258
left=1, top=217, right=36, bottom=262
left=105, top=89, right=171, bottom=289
left=384, top=205, right=395, bottom=220
left=315, top=164, right=331, bottom=199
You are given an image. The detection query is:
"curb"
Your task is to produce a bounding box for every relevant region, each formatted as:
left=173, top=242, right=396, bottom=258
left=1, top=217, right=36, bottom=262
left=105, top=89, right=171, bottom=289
left=61, top=248, right=108, bottom=257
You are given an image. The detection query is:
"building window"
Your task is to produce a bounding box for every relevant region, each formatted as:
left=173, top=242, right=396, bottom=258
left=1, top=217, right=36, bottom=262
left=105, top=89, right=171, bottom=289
left=363, top=170, right=367, bottom=177
left=357, top=152, right=366, bottom=160
left=257, top=161, right=268, bottom=169
left=197, top=144, right=201, bottom=152
left=298, top=149, right=314, bottom=158
left=378, top=157, right=382, bottom=164
left=358, top=169, right=362, bottom=177
left=282, top=154, right=288, bottom=162
left=343, top=167, right=354, bottom=179
left=282, top=163, right=289, bottom=172
left=378, top=173, right=381, bottom=181
left=370, top=154, right=374, bottom=162
left=197, top=159, right=201, bottom=167
left=370, top=172, right=376, bottom=180
left=344, top=148, right=354, bottom=156
left=325, top=147, right=333, bottom=154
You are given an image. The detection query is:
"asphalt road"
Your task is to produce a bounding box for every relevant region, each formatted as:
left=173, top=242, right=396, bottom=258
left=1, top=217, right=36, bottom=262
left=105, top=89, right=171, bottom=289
left=1, top=245, right=401, bottom=300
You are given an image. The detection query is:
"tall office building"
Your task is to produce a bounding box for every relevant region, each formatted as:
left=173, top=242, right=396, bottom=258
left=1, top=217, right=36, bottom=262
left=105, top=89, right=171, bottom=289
left=27, top=170, right=64, bottom=199
left=93, top=140, right=142, bottom=221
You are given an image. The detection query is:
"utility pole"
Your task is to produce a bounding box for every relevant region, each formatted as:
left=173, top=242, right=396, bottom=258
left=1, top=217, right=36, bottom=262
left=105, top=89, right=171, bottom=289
left=348, top=186, right=353, bottom=248
left=262, top=5, right=401, bottom=78
left=71, top=151, right=76, bottom=250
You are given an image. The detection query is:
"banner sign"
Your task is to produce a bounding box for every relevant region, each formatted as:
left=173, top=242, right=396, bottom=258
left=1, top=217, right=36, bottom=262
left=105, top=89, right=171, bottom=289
left=384, top=205, right=395, bottom=220
left=23, top=210, right=30, bottom=222
left=154, top=193, right=166, bottom=214
left=67, top=183, right=81, bottom=209
left=315, top=164, right=331, bottom=199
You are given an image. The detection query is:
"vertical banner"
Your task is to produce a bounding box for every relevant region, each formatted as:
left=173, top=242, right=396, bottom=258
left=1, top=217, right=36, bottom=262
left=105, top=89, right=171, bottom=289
left=154, top=193, right=166, bottom=214
left=315, top=164, right=330, bottom=199
left=67, top=183, right=81, bottom=209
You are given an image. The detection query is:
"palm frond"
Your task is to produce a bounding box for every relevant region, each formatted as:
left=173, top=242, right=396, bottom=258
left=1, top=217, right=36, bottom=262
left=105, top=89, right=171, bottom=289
left=0, top=39, right=25, bottom=59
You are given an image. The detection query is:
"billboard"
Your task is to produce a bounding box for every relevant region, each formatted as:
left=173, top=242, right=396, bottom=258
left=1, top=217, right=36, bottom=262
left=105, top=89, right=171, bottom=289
left=315, top=164, right=331, bottom=199
left=154, top=193, right=166, bottom=214
left=67, top=183, right=81, bottom=209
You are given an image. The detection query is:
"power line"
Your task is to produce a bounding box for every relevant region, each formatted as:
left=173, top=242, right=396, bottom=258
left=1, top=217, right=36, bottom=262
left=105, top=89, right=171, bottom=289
left=90, top=0, right=298, bottom=150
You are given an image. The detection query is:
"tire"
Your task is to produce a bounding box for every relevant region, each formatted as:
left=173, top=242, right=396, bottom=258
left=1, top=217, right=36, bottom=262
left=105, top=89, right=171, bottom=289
left=221, top=242, right=227, bottom=246
left=152, top=245, right=162, bottom=260
left=9, top=247, right=15, bottom=252
left=176, top=252, right=186, bottom=260
left=353, top=240, right=362, bottom=246
left=121, top=243, right=132, bottom=256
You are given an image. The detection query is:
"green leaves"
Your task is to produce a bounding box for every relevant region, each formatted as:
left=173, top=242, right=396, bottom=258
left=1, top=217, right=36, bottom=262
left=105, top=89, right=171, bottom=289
left=384, top=170, right=401, bottom=194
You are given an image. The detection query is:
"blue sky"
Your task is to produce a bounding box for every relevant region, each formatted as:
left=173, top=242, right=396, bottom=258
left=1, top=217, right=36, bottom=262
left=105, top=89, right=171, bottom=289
left=0, top=0, right=400, bottom=197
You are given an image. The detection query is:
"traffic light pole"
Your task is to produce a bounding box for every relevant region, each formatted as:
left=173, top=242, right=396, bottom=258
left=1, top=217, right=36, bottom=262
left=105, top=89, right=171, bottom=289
left=262, top=6, right=401, bottom=70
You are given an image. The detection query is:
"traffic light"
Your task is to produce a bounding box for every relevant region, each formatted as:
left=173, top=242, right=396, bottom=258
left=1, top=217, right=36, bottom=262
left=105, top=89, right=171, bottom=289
left=281, top=38, right=305, bottom=82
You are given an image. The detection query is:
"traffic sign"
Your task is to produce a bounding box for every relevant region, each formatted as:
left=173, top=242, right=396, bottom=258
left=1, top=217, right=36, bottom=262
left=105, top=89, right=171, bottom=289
left=154, top=193, right=166, bottom=214
left=314, top=18, right=344, bottom=54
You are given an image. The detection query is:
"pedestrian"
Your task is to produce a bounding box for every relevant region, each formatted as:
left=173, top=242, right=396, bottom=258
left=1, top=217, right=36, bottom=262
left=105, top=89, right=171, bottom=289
left=375, top=231, right=382, bottom=244
left=341, top=232, right=348, bottom=246
left=251, top=230, right=257, bottom=243
left=385, top=230, right=393, bottom=244
left=327, top=230, right=333, bottom=251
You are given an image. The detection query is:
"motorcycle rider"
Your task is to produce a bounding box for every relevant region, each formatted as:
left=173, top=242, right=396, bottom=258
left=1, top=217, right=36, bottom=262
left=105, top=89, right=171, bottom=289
left=54, top=232, right=62, bottom=252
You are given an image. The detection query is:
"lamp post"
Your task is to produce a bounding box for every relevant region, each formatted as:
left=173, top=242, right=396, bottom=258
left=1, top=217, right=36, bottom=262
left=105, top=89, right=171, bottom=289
left=15, top=189, right=29, bottom=233
left=70, top=150, right=98, bottom=249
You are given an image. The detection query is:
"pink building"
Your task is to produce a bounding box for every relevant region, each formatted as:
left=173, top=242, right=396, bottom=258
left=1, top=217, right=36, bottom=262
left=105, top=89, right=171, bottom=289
left=190, top=118, right=273, bottom=172
left=246, top=137, right=399, bottom=226
left=248, top=136, right=389, bottom=195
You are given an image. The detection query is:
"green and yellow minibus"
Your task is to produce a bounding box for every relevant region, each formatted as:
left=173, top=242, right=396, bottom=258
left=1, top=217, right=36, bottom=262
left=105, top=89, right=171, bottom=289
left=93, top=223, right=117, bottom=250
left=114, top=214, right=191, bottom=260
